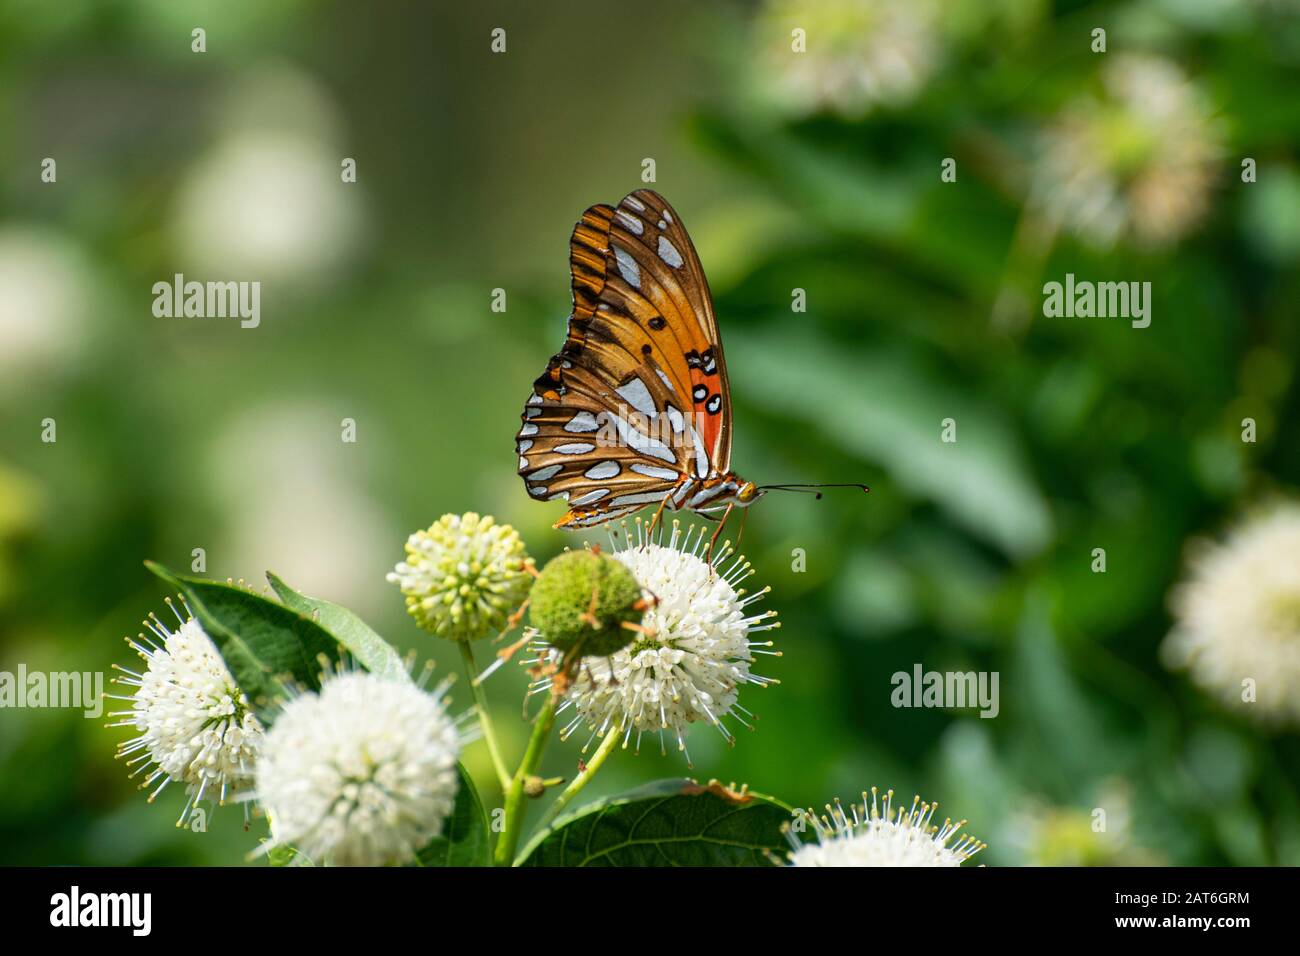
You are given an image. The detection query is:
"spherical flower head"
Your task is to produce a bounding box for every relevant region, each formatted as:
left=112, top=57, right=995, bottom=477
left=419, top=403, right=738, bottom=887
left=1163, top=503, right=1300, bottom=726
left=1033, top=54, right=1223, bottom=248
left=552, top=521, right=779, bottom=764
left=110, top=600, right=263, bottom=826
left=788, top=788, right=985, bottom=867
left=255, top=671, right=461, bottom=866
left=387, top=512, right=532, bottom=641
left=754, top=0, right=941, bottom=119
left=529, top=549, right=643, bottom=657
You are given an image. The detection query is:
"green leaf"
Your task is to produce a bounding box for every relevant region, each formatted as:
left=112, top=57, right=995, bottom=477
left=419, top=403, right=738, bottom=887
left=266, top=571, right=409, bottom=683
left=518, top=779, right=793, bottom=867
left=145, top=561, right=342, bottom=724
left=416, top=764, right=492, bottom=867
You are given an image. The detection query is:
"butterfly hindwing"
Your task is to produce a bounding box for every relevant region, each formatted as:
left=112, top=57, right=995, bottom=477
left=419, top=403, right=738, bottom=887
left=517, top=189, right=731, bottom=527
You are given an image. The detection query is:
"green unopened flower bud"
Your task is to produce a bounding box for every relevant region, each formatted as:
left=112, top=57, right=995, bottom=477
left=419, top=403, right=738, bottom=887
left=386, top=512, right=532, bottom=641
left=529, top=550, right=642, bottom=657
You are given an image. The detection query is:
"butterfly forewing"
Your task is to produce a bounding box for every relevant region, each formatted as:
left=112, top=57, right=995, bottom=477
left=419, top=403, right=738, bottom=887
left=516, top=189, right=732, bottom=527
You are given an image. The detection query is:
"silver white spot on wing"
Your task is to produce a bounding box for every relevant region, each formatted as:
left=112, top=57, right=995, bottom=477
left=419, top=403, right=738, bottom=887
left=657, top=219, right=666, bottom=230
left=616, top=377, right=656, bottom=417
left=608, top=491, right=671, bottom=508
left=529, top=464, right=562, bottom=481
left=548, top=491, right=569, bottom=502
left=665, top=405, right=685, bottom=434
left=527, top=394, right=543, bottom=405
left=631, top=463, right=680, bottom=481
left=657, top=235, right=683, bottom=268
left=614, top=245, right=641, bottom=289
left=518, top=457, right=528, bottom=470
left=554, top=442, right=596, bottom=455
left=688, top=423, right=709, bottom=478
left=655, top=368, right=675, bottom=393
left=517, top=439, right=533, bottom=454
left=564, top=411, right=600, bottom=433
left=519, top=423, right=539, bottom=437
left=571, top=488, right=610, bottom=506
left=525, top=407, right=540, bottom=419
left=624, top=196, right=645, bottom=212
left=607, top=413, right=676, bottom=464
left=584, top=460, right=621, bottom=480
left=662, top=209, right=673, bottom=224
left=615, top=210, right=643, bottom=235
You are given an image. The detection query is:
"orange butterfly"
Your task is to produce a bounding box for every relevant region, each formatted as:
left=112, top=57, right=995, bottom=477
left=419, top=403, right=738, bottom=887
left=516, top=189, right=862, bottom=538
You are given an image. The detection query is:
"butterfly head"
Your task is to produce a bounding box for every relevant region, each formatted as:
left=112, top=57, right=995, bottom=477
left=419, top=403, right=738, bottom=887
left=736, top=479, right=762, bottom=505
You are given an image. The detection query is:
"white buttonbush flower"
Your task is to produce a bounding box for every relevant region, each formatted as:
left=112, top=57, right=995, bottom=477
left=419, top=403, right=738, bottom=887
left=548, top=520, right=779, bottom=765
left=754, top=0, right=941, bottom=119
left=255, top=671, right=461, bottom=866
left=1032, top=54, right=1224, bottom=248
left=109, top=600, right=263, bottom=826
left=1163, top=503, right=1300, bottom=726
left=788, top=787, right=985, bottom=867
left=387, top=512, right=533, bottom=642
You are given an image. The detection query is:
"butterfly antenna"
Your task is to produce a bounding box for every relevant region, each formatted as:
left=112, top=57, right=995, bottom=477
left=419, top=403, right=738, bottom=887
left=757, top=482, right=870, bottom=500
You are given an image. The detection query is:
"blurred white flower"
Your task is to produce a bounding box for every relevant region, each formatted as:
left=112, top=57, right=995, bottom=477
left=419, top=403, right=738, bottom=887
left=1163, top=503, right=1300, bottom=726
left=208, top=402, right=392, bottom=618
left=1032, top=54, right=1224, bottom=248
left=109, top=601, right=263, bottom=826
left=756, top=0, right=941, bottom=119
left=550, top=521, right=779, bottom=765
left=0, top=227, right=91, bottom=382
left=788, top=787, right=985, bottom=867
left=387, top=512, right=533, bottom=642
left=173, top=131, right=361, bottom=284
left=255, top=671, right=461, bottom=867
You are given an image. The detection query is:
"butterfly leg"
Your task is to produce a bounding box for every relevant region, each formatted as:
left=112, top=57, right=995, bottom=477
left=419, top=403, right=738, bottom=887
left=705, top=502, right=735, bottom=567
left=645, top=489, right=674, bottom=538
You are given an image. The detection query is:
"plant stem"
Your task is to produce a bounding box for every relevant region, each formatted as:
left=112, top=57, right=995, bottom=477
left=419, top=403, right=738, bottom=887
left=458, top=641, right=512, bottom=792
left=531, top=727, right=621, bottom=840
left=493, top=691, right=557, bottom=866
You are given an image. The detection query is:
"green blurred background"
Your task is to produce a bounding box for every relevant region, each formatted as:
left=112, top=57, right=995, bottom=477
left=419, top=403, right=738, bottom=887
left=2, top=0, right=1300, bottom=866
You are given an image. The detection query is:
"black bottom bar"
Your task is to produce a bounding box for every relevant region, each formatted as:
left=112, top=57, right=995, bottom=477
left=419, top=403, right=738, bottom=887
left=0, top=866, right=1275, bottom=941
